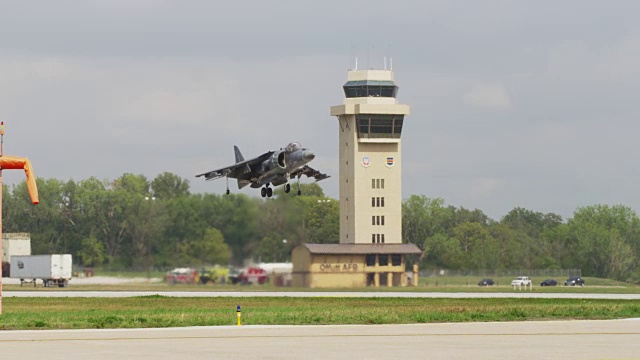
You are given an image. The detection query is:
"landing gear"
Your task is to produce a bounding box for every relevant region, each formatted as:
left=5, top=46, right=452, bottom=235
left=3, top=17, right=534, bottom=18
left=284, top=183, right=291, bottom=193
left=296, top=176, right=302, bottom=196
left=261, top=184, right=273, bottom=198
left=225, top=177, right=230, bottom=195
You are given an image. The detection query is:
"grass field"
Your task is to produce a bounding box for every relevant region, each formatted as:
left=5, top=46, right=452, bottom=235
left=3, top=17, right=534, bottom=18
left=0, top=296, right=639, bottom=330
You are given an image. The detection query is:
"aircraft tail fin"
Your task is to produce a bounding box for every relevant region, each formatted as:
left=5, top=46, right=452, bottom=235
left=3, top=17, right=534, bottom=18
left=234, top=145, right=244, bottom=163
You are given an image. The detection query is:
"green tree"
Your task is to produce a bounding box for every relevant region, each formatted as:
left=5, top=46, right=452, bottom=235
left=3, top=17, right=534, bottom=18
left=255, top=235, right=291, bottom=262
left=402, top=195, right=452, bottom=264
left=567, top=204, right=640, bottom=280
left=78, top=236, right=106, bottom=267
left=190, top=227, right=231, bottom=266
left=151, top=172, right=190, bottom=200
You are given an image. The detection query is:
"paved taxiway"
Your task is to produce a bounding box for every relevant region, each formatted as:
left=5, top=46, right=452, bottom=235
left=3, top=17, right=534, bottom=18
left=1, top=320, right=638, bottom=359
left=4, top=290, right=640, bottom=299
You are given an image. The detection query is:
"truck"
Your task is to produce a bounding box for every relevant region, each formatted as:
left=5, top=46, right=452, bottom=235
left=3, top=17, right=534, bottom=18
left=2, top=232, right=32, bottom=277
left=511, top=276, right=532, bottom=287
left=10, top=254, right=72, bottom=287
left=228, top=267, right=269, bottom=285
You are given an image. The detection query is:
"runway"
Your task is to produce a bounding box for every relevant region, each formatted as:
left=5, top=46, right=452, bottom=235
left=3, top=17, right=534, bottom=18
left=0, top=320, right=638, bottom=359
left=4, top=290, right=640, bottom=299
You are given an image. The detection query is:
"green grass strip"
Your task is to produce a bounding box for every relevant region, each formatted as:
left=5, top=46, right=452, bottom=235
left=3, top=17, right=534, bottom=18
left=1, top=296, right=639, bottom=330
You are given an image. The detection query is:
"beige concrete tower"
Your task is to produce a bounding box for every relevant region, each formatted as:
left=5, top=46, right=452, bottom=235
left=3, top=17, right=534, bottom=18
left=330, top=70, right=410, bottom=244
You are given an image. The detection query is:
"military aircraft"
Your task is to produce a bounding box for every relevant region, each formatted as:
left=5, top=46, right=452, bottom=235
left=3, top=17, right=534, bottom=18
left=196, top=142, right=329, bottom=198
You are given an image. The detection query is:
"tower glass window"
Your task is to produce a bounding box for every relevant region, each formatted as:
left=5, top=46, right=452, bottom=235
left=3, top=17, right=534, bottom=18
left=356, top=114, right=404, bottom=139
left=343, top=80, right=399, bottom=98
left=379, top=254, right=389, bottom=266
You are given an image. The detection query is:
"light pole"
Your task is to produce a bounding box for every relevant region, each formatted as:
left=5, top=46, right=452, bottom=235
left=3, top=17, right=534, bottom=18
left=144, top=194, right=155, bottom=280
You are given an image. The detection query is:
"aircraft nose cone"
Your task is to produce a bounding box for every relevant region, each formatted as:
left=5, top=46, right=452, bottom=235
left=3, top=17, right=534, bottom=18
left=302, top=151, right=315, bottom=162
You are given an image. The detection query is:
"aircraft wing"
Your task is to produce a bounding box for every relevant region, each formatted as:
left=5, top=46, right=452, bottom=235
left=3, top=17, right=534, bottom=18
left=291, top=165, right=330, bottom=182
left=196, top=151, right=274, bottom=181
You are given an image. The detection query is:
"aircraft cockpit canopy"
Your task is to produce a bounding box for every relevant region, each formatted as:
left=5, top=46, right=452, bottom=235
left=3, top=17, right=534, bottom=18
left=286, top=142, right=303, bottom=152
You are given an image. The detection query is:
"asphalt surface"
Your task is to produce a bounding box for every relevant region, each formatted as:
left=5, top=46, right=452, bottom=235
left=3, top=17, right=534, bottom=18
left=1, top=320, right=639, bottom=359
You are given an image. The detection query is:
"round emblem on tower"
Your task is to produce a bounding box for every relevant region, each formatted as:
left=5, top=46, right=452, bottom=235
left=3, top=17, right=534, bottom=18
left=361, top=156, right=371, bottom=168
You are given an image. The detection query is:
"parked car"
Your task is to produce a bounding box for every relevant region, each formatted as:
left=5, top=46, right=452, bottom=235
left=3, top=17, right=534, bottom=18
left=511, top=276, right=532, bottom=287
left=478, top=278, right=494, bottom=286
left=540, top=279, right=558, bottom=286
left=564, top=276, right=585, bottom=286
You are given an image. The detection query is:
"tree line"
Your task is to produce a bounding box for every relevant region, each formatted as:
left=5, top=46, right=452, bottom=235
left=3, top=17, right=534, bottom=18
left=3, top=173, right=639, bottom=283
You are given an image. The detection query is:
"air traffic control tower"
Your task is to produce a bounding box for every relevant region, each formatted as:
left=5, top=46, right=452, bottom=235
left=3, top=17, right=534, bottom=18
left=330, top=69, right=409, bottom=244
left=291, top=67, right=420, bottom=288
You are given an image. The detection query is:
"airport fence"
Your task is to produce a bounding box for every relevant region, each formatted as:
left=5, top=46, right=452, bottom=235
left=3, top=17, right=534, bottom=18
left=420, top=268, right=582, bottom=278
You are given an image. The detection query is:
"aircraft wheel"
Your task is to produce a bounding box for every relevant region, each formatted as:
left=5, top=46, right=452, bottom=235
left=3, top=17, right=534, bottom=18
left=226, top=189, right=230, bottom=195
left=261, top=187, right=267, bottom=198
left=297, top=190, right=302, bottom=196
left=267, top=187, right=273, bottom=197
left=284, top=183, right=291, bottom=193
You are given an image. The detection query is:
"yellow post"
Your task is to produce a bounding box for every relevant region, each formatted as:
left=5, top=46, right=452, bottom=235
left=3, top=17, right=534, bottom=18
left=236, top=305, right=241, bottom=326
left=412, top=263, right=419, bottom=287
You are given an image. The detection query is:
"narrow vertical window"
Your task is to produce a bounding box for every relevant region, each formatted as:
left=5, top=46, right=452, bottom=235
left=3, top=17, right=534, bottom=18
left=381, top=216, right=385, bottom=226
left=376, top=216, right=380, bottom=225
left=377, top=234, right=381, bottom=243
left=371, top=234, right=375, bottom=243
left=376, top=197, right=380, bottom=207
left=372, top=216, right=376, bottom=225
left=376, top=179, right=380, bottom=189
left=381, top=197, right=385, bottom=207
left=372, top=179, right=375, bottom=189
left=381, top=234, right=385, bottom=243
left=381, top=179, right=385, bottom=189
left=372, top=197, right=375, bottom=207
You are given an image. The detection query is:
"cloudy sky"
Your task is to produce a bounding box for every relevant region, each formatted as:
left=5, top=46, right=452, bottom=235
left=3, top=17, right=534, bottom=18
left=1, top=1, right=639, bottom=220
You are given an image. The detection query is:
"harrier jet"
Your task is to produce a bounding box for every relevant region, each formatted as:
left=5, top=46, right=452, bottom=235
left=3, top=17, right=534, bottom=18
left=196, top=142, right=329, bottom=198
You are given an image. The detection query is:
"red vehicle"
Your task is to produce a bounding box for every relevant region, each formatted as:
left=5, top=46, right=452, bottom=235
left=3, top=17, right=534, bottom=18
left=165, top=268, right=198, bottom=284
left=229, top=267, right=268, bottom=285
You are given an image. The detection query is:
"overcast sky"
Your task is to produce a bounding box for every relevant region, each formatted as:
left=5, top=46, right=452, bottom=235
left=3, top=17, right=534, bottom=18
left=1, top=1, right=639, bottom=220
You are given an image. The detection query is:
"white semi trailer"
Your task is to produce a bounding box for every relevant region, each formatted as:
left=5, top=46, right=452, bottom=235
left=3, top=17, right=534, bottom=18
left=10, top=254, right=72, bottom=287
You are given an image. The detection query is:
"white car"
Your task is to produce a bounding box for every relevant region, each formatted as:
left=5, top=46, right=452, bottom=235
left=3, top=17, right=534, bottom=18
left=511, top=276, right=532, bottom=286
